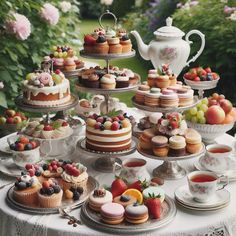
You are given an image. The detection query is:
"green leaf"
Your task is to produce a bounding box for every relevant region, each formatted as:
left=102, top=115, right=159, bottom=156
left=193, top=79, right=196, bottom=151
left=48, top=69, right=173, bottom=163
left=0, top=91, right=7, bottom=108
left=0, top=70, right=12, bottom=82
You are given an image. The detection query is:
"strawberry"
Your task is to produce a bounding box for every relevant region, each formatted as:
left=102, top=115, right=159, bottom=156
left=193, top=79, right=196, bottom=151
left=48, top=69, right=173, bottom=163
left=184, top=72, right=192, bottom=80
left=19, top=136, right=29, bottom=144
left=212, top=72, right=218, bottom=80
left=84, top=34, right=96, bottom=45
left=194, top=76, right=201, bottom=81
left=43, top=125, right=53, bottom=131
left=205, top=67, right=212, bottom=73
left=128, top=180, right=148, bottom=192
left=169, top=120, right=178, bottom=129
left=111, top=177, right=127, bottom=198
left=145, top=193, right=161, bottom=219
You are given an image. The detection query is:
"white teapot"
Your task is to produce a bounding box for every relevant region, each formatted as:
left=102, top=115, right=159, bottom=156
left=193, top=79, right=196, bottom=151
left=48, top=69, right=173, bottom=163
left=131, top=17, right=205, bottom=76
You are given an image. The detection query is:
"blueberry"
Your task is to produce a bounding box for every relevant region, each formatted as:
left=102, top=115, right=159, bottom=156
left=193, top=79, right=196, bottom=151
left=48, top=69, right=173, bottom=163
left=18, top=182, right=27, bottom=190
left=77, top=187, right=84, bottom=194
left=73, top=191, right=80, bottom=200
left=21, top=171, right=27, bottom=176
left=59, top=159, right=63, bottom=162
left=133, top=202, right=139, bottom=207
left=24, top=143, right=32, bottom=150
left=53, top=185, right=61, bottom=193
left=96, top=36, right=106, bottom=43
left=10, top=143, right=16, bottom=150
left=100, top=125, right=105, bottom=131
left=46, top=187, right=54, bottom=195
left=26, top=181, right=32, bottom=187
left=40, top=188, right=46, bottom=195
left=120, top=195, right=130, bottom=202
left=15, top=181, right=20, bottom=188
left=122, top=34, right=129, bottom=41
left=35, top=170, right=41, bottom=177
left=70, top=186, right=77, bottom=193
left=42, top=164, right=48, bottom=171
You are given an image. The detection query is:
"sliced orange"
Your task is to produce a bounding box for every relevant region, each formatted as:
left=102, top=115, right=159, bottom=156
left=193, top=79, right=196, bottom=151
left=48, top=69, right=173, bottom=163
left=123, top=188, right=143, bottom=204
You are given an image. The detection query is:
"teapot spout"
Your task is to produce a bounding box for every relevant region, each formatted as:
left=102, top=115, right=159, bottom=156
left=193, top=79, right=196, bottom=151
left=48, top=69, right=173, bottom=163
left=130, top=30, right=150, bottom=60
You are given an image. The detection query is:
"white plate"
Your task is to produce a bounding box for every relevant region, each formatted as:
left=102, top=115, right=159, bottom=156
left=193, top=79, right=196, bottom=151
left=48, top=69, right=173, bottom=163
left=0, top=133, right=15, bottom=154
left=175, top=185, right=230, bottom=210
left=0, top=158, right=22, bottom=177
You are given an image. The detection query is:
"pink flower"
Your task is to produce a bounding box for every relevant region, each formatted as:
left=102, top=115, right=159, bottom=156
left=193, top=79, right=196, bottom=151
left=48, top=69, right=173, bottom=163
left=5, top=13, right=31, bottom=40
left=40, top=3, right=59, bottom=25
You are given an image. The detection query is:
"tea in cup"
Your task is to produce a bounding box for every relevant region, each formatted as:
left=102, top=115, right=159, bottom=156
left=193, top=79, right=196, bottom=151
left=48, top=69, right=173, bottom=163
left=187, top=171, right=228, bottom=202
left=200, top=144, right=232, bottom=172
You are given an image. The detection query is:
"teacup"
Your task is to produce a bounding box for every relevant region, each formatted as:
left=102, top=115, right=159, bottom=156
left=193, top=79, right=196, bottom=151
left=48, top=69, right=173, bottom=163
left=114, top=158, right=151, bottom=184
left=200, top=144, right=232, bottom=172
left=187, top=171, right=228, bottom=203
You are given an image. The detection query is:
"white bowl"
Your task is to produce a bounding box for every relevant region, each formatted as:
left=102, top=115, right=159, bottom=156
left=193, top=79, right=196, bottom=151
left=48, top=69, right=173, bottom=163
left=184, top=77, right=220, bottom=90
left=186, top=121, right=235, bottom=144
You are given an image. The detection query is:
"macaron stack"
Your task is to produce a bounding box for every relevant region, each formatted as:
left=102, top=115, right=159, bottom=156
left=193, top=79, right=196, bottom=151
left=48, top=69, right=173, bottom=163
left=135, top=85, right=150, bottom=104
left=160, top=89, right=179, bottom=108
left=144, top=88, right=161, bottom=107
left=185, top=128, right=202, bottom=154
left=125, top=203, right=149, bottom=224
left=139, top=128, right=156, bottom=151
left=151, top=135, right=169, bottom=157
left=169, top=135, right=186, bottom=157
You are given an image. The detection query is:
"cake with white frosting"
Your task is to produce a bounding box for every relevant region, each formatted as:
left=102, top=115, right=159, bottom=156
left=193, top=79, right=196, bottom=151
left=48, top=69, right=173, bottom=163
left=85, top=113, right=132, bottom=152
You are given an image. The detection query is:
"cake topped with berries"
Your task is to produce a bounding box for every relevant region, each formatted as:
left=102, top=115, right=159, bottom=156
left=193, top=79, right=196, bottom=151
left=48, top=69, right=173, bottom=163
left=156, top=112, right=187, bottom=137
left=23, top=119, right=72, bottom=139
left=85, top=112, right=132, bottom=152
left=22, top=57, right=71, bottom=107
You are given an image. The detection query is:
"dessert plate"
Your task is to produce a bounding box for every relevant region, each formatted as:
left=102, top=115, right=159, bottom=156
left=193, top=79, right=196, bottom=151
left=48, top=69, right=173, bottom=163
left=0, top=133, right=15, bottom=155
left=6, top=176, right=98, bottom=214
left=81, top=195, right=176, bottom=234
left=193, top=159, right=236, bottom=181
left=0, top=158, right=22, bottom=177
left=175, top=185, right=230, bottom=211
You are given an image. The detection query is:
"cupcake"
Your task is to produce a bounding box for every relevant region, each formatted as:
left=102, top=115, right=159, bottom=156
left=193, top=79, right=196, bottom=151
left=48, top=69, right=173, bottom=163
left=120, top=35, right=132, bottom=53
left=13, top=174, right=41, bottom=206
left=107, top=37, right=122, bottom=54
left=64, top=58, right=76, bottom=71
left=113, top=194, right=137, bottom=208
left=100, top=74, right=116, bottom=89
left=61, top=163, right=88, bottom=190
left=156, top=74, right=170, bottom=88
left=38, top=179, right=63, bottom=208
left=84, top=73, right=100, bottom=88
left=139, top=128, right=156, bottom=150
left=116, top=74, right=129, bottom=88
left=135, top=85, right=150, bottom=105
left=73, top=56, right=84, bottom=69
left=169, top=74, right=177, bottom=86
left=81, top=69, right=94, bottom=85
left=185, top=128, right=202, bottom=154
left=169, top=135, right=186, bottom=156
left=53, top=58, right=64, bottom=70
left=151, top=135, right=169, bottom=157
left=94, top=36, right=109, bottom=54
left=144, top=88, right=161, bottom=107
left=147, top=69, right=158, bottom=87
left=117, top=28, right=127, bottom=38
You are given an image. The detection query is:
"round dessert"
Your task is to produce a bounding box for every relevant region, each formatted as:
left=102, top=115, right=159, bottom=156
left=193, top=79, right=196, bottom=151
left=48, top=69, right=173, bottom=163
left=156, top=75, right=170, bottom=88
left=116, top=75, right=129, bottom=88
left=113, top=194, right=137, bottom=208
left=135, top=85, right=150, bottom=105
left=168, top=135, right=186, bottom=156
left=38, top=179, right=63, bottom=208
left=100, top=202, right=125, bottom=225
left=151, top=135, right=169, bottom=157
left=125, top=203, right=149, bottom=224
left=64, top=58, right=76, bottom=71
left=142, top=186, right=165, bottom=203
left=13, top=174, right=41, bottom=206
left=88, top=188, right=113, bottom=212
left=144, top=88, right=161, bottom=107
left=147, top=69, right=158, bottom=87
left=160, top=89, right=179, bottom=108
left=100, top=74, right=116, bottom=89
left=94, top=36, right=109, bottom=54
left=86, top=114, right=132, bottom=152
left=177, top=89, right=194, bottom=107
left=184, top=128, right=202, bottom=154
left=85, top=74, right=100, bottom=88
left=23, top=69, right=70, bottom=107
left=108, top=38, right=122, bottom=54
left=120, top=35, right=132, bottom=53
left=139, top=128, right=156, bottom=150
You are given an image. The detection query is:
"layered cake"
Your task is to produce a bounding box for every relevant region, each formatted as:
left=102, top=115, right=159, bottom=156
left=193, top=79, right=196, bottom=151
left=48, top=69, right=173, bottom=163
left=85, top=113, right=132, bottom=152
left=23, top=65, right=71, bottom=107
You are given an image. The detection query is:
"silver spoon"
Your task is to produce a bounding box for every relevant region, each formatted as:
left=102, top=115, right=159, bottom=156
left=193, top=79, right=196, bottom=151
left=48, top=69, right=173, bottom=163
left=58, top=207, right=82, bottom=225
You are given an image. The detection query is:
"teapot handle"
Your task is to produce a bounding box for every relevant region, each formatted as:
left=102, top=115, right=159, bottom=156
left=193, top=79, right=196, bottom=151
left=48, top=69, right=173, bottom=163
left=185, top=30, right=205, bottom=67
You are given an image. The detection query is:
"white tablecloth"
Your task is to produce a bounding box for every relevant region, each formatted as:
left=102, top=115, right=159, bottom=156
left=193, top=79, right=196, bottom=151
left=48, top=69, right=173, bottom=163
left=0, top=109, right=236, bottom=236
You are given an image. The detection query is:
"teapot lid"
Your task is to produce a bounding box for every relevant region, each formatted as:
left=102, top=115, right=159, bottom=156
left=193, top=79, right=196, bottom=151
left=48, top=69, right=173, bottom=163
left=154, top=17, right=185, bottom=38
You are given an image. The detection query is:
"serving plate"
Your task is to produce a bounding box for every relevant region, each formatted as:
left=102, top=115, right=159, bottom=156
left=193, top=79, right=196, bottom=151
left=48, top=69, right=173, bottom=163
left=6, top=176, right=98, bottom=214
left=81, top=195, right=176, bottom=234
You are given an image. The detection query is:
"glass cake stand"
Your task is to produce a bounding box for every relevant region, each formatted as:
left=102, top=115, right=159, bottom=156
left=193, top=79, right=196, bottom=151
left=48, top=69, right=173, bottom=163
left=137, top=144, right=205, bottom=180
left=77, top=137, right=137, bottom=172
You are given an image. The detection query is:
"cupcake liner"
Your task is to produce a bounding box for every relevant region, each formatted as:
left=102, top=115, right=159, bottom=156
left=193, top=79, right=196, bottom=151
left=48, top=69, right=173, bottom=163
left=187, top=121, right=234, bottom=144
left=38, top=190, right=63, bottom=208
left=62, top=177, right=88, bottom=191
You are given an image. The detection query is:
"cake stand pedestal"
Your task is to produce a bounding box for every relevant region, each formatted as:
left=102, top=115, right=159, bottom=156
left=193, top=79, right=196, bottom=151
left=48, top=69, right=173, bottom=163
left=137, top=144, right=205, bottom=180
left=77, top=138, right=137, bottom=173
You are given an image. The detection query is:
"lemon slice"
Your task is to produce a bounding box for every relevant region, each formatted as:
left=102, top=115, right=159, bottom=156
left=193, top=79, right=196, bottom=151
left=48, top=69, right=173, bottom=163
left=123, top=188, right=143, bottom=204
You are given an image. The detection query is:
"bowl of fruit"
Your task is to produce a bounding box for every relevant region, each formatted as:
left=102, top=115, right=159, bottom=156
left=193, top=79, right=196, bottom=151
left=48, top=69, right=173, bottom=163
left=183, top=67, right=220, bottom=90
left=0, top=109, right=28, bottom=136
left=8, top=135, right=41, bottom=168
left=184, top=93, right=236, bottom=144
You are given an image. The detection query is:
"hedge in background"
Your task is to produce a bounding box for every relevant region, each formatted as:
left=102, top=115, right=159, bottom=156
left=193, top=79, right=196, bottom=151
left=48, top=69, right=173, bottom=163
left=0, top=0, right=80, bottom=109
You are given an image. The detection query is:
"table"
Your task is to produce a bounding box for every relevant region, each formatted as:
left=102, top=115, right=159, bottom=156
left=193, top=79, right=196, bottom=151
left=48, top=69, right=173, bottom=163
left=0, top=109, right=236, bottom=236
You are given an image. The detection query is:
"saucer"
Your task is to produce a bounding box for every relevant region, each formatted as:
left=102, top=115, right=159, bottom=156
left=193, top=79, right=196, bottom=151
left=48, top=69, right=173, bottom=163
left=0, top=158, right=22, bottom=177
left=194, top=159, right=236, bottom=181
left=175, top=185, right=230, bottom=210
left=0, top=133, right=14, bottom=154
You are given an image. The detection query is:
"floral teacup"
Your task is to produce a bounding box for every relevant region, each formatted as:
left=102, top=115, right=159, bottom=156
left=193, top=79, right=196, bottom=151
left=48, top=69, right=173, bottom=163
left=187, top=171, right=228, bottom=203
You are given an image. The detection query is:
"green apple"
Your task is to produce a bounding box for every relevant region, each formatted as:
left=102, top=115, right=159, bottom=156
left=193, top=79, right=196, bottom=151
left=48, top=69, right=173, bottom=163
left=0, top=116, right=6, bottom=125
left=26, top=73, right=35, bottom=81
left=52, top=74, right=62, bottom=84
left=5, top=109, right=16, bottom=117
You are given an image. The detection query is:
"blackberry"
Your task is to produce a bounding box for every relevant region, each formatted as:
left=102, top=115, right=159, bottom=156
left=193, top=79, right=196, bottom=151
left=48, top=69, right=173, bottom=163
left=76, top=187, right=84, bottom=194
left=73, top=191, right=80, bottom=201
left=53, top=185, right=61, bottom=193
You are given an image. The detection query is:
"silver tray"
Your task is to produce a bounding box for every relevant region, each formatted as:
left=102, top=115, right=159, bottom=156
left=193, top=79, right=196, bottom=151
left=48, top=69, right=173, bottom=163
left=15, top=94, right=78, bottom=113
left=80, top=49, right=136, bottom=60
left=6, top=176, right=98, bottom=214
left=78, top=137, right=137, bottom=157
left=74, top=73, right=140, bottom=94
left=81, top=195, right=176, bottom=234
left=137, top=143, right=205, bottom=161
left=132, top=96, right=199, bottom=113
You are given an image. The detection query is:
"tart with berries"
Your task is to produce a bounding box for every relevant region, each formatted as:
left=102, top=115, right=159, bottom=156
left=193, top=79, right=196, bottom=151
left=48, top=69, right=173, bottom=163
left=38, top=179, right=63, bottom=208
left=85, top=112, right=132, bottom=152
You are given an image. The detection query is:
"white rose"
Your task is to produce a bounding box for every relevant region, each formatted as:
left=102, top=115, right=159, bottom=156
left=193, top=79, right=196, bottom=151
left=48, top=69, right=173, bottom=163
left=59, top=1, right=72, bottom=13
left=0, top=82, right=4, bottom=89
left=100, top=0, right=113, bottom=6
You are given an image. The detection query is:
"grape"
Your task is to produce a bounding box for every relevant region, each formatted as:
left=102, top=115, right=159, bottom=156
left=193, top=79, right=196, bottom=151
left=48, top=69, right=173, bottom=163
left=53, top=51, right=59, bottom=57
left=191, top=116, right=198, bottom=123
left=197, top=110, right=204, bottom=119
left=185, top=113, right=192, bottom=121
left=198, top=117, right=206, bottom=124
left=201, top=97, right=208, bottom=105
left=190, top=107, right=197, bottom=115
left=196, top=102, right=202, bottom=109
left=200, top=104, right=208, bottom=112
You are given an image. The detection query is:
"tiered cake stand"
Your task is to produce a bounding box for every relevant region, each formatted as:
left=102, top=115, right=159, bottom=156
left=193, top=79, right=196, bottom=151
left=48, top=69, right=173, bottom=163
left=132, top=96, right=205, bottom=180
